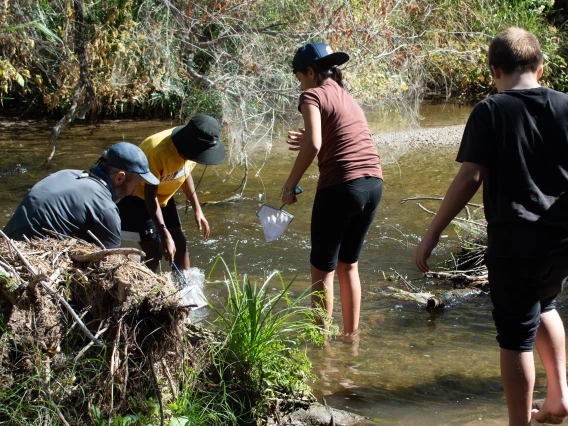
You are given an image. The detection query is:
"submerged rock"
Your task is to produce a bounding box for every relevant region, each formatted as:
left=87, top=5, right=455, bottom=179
left=271, top=402, right=368, bottom=425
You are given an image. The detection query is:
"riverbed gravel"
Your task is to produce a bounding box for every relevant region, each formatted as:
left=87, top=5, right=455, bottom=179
left=373, top=124, right=465, bottom=148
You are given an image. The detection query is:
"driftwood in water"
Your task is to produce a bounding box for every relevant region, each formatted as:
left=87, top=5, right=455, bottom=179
left=426, top=270, right=488, bottom=287
left=402, top=194, right=489, bottom=287
left=425, top=287, right=483, bottom=309
left=388, top=286, right=483, bottom=309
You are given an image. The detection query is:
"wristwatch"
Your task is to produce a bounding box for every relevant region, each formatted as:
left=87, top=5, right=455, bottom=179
left=282, top=185, right=303, bottom=195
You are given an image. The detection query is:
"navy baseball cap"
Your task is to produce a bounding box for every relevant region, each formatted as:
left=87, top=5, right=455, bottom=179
left=103, top=142, right=159, bottom=185
left=292, top=42, right=350, bottom=74
left=171, top=114, right=226, bottom=165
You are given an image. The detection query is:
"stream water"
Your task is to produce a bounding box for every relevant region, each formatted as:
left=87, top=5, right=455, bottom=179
left=1, top=104, right=566, bottom=425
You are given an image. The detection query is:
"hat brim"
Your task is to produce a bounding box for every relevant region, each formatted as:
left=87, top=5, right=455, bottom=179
left=171, top=125, right=183, bottom=139
left=171, top=125, right=226, bottom=165
left=184, top=142, right=226, bottom=165
left=314, top=51, right=350, bottom=70
left=139, top=171, right=160, bottom=185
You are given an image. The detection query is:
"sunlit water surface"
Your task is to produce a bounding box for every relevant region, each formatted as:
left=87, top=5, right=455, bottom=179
left=1, top=104, right=565, bottom=425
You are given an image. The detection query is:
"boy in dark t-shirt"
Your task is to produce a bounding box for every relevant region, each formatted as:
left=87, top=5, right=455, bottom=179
left=415, top=27, right=568, bottom=425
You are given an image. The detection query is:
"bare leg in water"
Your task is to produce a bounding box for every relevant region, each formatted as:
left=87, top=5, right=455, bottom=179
left=311, top=260, right=361, bottom=335
left=500, top=308, right=568, bottom=426
left=336, top=260, right=361, bottom=335
left=532, top=309, right=568, bottom=424
left=500, top=349, right=535, bottom=426
left=311, top=264, right=334, bottom=330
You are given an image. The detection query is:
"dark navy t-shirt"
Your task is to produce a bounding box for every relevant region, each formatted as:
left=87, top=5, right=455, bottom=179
left=3, top=168, right=121, bottom=248
left=456, top=87, right=568, bottom=257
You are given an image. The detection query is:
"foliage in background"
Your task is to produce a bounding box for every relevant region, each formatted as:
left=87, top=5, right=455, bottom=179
left=0, top=0, right=567, bottom=162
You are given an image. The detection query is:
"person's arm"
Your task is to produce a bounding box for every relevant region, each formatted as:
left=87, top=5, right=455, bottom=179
left=182, top=173, right=210, bottom=240
left=144, top=184, right=176, bottom=264
left=415, top=161, right=487, bottom=272
left=282, top=104, right=321, bottom=205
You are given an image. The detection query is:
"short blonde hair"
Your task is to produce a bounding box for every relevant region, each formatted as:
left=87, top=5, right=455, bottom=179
left=488, top=27, right=543, bottom=74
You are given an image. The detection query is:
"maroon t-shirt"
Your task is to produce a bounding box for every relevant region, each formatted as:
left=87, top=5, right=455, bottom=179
left=299, top=79, right=383, bottom=190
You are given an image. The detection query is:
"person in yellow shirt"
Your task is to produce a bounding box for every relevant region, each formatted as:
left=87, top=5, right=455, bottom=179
left=118, top=114, right=225, bottom=271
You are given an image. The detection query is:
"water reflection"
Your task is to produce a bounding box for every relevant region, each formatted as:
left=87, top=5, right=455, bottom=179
left=0, top=106, right=562, bottom=425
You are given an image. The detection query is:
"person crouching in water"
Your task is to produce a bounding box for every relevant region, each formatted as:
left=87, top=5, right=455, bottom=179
left=119, top=114, right=225, bottom=272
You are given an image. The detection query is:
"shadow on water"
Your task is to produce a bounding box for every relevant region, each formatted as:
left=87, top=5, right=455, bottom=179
left=0, top=104, right=561, bottom=425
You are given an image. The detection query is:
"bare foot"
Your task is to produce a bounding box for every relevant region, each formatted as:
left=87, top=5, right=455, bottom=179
left=531, top=398, right=568, bottom=424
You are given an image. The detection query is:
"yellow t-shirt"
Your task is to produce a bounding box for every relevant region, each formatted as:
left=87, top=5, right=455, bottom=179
left=134, top=128, right=196, bottom=207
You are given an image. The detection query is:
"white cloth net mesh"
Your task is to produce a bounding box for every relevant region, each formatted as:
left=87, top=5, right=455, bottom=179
left=256, top=204, right=294, bottom=242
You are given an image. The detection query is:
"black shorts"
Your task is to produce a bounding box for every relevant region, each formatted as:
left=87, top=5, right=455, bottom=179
left=310, top=177, right=383, bottom=272
left=118, top=195, right=182, bottom=242
left=486, top=251, right=568, bottom=352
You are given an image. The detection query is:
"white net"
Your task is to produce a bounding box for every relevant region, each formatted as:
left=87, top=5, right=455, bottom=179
left=256, top=204, right=294, bottom=242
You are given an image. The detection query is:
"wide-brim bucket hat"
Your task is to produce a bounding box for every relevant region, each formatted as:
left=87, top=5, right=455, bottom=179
left=171, top=114, right=226, bottom=165
left=292, top=42, right=350, bottom=74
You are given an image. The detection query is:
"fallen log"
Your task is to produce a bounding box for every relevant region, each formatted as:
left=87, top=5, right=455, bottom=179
left=388, top=286, right=483, bottom=309
left=426, top=270, right=488, bottom=284
left=426, top=288, right=483, bottom=309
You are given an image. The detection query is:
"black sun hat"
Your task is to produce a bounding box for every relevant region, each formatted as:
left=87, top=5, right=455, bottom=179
left=292, top=42, right=350, bottom=74
left=171, top=114, right=226, bottom=165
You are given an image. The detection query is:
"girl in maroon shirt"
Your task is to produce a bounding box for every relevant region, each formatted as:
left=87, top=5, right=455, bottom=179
left=282, top=42, right=383, bottom=339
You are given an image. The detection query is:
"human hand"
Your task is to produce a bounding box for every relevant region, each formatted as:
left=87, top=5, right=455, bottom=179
left=159, top=231, right=176, bottom=265
left=287, top=129, right=304, bottom=151
left=281, top=191, right=297, bottom=205
left=415, top=234, right=440, bottom=273
left=281, top=185, right=301, bottom=205
left=194, top=210, right=210, bottom=240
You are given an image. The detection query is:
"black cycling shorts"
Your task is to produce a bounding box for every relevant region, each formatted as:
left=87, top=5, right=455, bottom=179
left=310, top=177, right=383, bottom=272
left=486, top=251, right=568, bottom=352
left=118, top=195, right=182, bottom=242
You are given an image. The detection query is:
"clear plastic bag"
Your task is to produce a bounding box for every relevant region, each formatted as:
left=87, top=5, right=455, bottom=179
left=170, top=267, right=208, bottom=309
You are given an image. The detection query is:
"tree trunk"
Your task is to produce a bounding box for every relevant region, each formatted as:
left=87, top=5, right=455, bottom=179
left=45, top=0, right=97, bottom=165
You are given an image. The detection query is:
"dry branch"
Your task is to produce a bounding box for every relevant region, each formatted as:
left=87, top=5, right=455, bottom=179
left=403, top=194, right=488, bottom=286
left=426, top=270, right=488, bottom=283
left=0, top=230, right=104, bottom=346
left=70, top=247, right=146, bottom=263
left=400, top=195, right=483, bottom=208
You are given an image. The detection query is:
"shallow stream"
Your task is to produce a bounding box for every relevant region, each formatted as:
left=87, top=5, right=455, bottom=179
left=1, top=104, right=565, bottom=425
